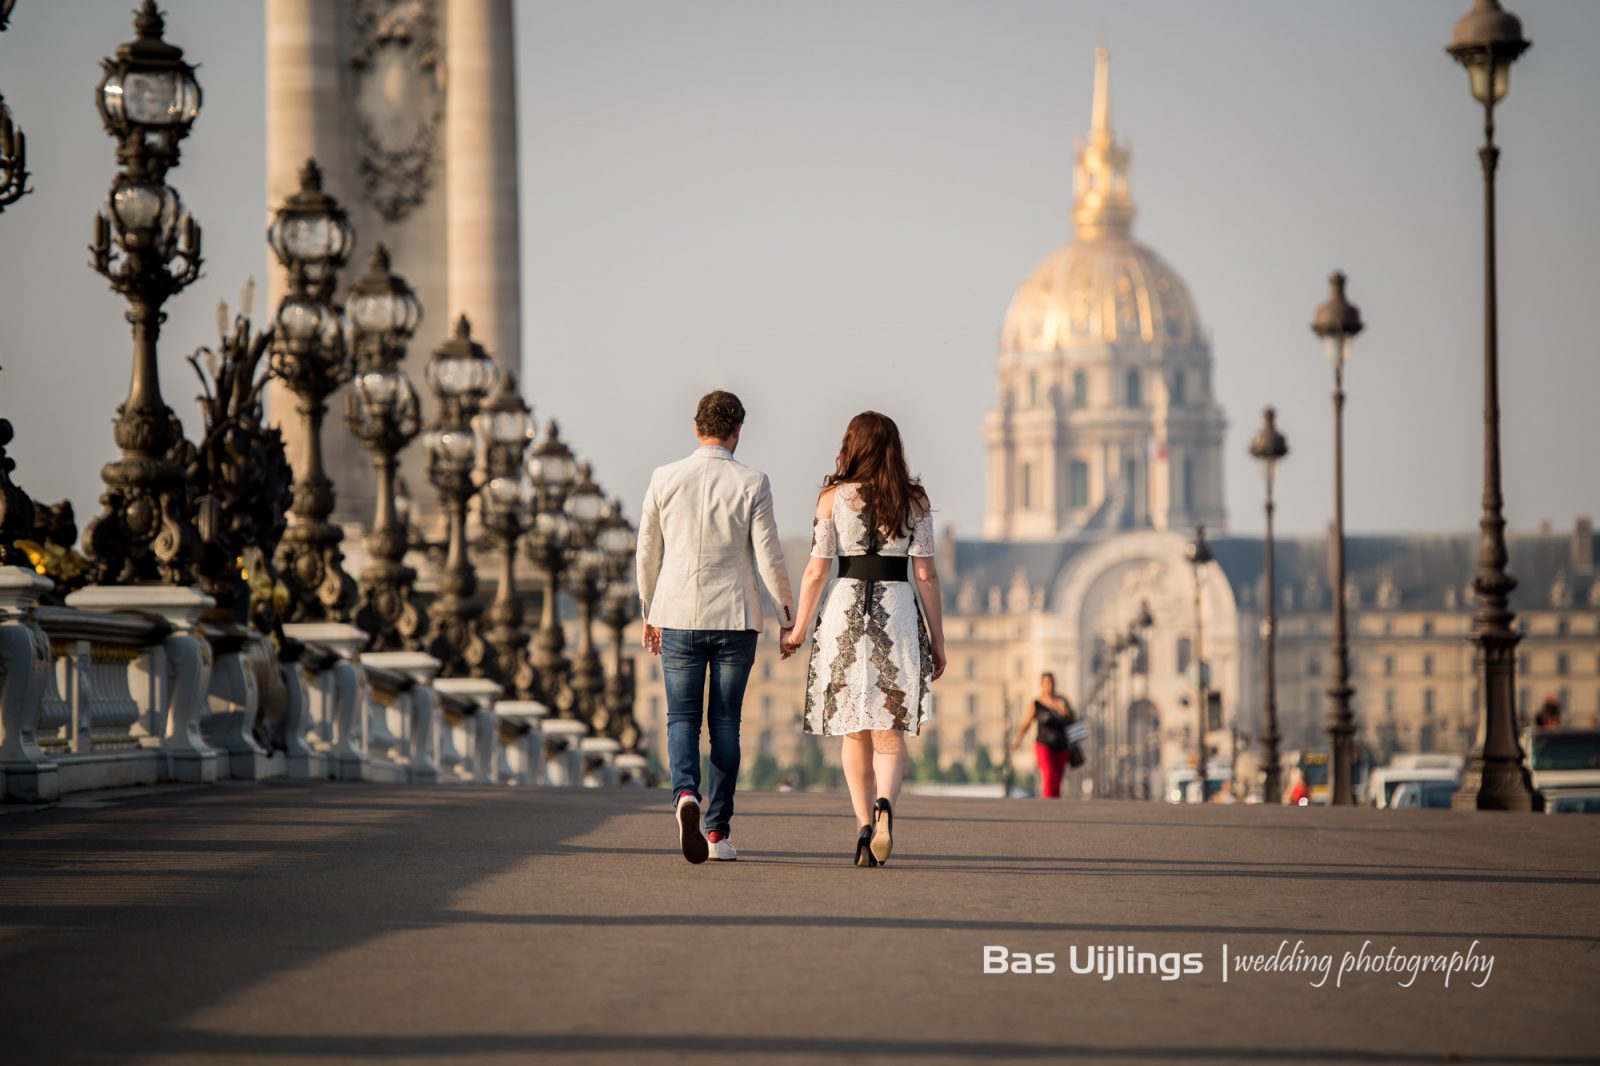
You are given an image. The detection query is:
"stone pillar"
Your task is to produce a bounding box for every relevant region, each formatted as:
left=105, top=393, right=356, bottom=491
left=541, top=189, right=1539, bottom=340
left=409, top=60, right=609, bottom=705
left=445, top=0, right=522, bottom=376
left=264, top=0, right=373, bottom=525
left=0, top=568, right=57, bottom=802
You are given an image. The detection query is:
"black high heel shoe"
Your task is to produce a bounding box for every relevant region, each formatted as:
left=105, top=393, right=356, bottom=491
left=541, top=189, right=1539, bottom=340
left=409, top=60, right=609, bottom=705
left=853, top=824, right=877, bottom=867
left=870, top=798, right=893, bottom=865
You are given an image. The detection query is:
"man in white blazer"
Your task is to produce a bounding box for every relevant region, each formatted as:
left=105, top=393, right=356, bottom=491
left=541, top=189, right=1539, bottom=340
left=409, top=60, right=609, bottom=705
left=637, top=390, right=793, bottom=863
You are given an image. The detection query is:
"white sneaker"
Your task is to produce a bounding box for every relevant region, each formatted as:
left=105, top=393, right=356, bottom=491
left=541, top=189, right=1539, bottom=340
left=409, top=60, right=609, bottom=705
left=707, top=833, right=738, bottom=861
left=675, top=793, right=709, bottom=864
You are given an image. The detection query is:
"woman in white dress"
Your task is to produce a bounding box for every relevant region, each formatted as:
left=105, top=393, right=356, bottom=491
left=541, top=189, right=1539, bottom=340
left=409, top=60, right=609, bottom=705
left=781, top=412, right=948, bottom=866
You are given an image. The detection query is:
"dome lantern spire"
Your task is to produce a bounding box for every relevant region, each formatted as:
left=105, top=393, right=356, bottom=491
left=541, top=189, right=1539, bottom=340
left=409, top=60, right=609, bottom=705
left=1073, top=46, right=1134, bottom=241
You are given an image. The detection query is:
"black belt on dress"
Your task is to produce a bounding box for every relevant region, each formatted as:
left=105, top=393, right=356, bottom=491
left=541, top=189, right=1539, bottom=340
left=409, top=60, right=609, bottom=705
left=836, top=555, right=908, bottom=582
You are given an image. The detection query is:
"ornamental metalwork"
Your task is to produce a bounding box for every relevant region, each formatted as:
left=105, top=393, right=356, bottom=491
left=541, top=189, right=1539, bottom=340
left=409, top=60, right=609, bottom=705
left=349, top=0, right=442, bottom=223
left=82, top=1, right=205, bottom=586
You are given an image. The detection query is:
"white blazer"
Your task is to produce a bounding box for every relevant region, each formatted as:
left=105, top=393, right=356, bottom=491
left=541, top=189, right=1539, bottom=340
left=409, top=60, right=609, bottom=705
left=636, top=445, right=794, bottom=632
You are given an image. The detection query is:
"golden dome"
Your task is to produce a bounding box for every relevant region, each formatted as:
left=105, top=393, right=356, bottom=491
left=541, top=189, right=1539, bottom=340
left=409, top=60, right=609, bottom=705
left=1000, top=48, right=1203, bottom=353
left=1001, top=238, right=1202, bottom=351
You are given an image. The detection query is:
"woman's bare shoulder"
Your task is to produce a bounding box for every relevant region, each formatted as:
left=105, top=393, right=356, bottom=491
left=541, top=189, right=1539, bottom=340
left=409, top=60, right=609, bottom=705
left=816, top=484, right=839, bottom=519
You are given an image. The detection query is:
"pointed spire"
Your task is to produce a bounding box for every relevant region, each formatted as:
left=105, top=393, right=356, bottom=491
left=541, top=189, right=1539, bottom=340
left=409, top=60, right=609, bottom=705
left=1089, top=45, right=1113, bottom=147
left=1071, top=47, right=1134, bottom=241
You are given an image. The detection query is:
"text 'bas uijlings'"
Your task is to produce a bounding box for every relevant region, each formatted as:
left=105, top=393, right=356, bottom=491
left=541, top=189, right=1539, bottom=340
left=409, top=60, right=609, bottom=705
left=984, top=945, right=1204, bottom=981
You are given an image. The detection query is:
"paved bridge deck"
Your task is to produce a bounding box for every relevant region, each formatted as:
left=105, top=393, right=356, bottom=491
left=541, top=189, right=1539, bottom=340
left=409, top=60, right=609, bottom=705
left=1, top=783, right=1597, bottom=1065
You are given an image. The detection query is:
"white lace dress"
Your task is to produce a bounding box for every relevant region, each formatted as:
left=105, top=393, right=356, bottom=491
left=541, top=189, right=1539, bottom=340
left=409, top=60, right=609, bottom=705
left=802, top=483, right=936, bottom=736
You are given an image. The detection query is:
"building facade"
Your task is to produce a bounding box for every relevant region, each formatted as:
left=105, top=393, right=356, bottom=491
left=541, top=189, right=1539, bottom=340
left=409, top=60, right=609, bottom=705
left=630, top=50, right=1600, bottom=799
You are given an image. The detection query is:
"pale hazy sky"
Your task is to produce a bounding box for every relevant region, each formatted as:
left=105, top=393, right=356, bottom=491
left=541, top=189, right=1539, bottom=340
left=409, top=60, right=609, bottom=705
left=2, top=1, right=1597, bottom=544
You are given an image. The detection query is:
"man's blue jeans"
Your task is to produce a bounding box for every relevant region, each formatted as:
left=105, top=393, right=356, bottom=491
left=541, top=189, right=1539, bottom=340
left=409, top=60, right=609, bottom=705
left=661, top=628, right=758, bottom=837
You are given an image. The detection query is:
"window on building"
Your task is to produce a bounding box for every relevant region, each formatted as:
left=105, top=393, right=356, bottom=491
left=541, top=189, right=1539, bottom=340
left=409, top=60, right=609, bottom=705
left=762, top=696, right=773, bottom=722
left=1423, top=654, right=1434, bottom=677
left=966, top=693, right=978, bottom=719
left=1518, top=688, right=1530, bottom=718
left=1170, top=370, right=1186, bottom=406
left=1385, top=689, right=1395, bottom=714
left=963, top=727, right=978, bottom=757
left=1557, top=618, right=1570, bottom=636
left=1021, top=463, right=1033, bottom=510
left=1125, top=370, right=1142, bottom=407
left=1307, top=654, right=1321, bottom=677
left=759, top=729, right=773, bottom=756
left=1177, top=637, right=1192, bottom=675
left=1423, top=689, right=1434, bottom=715
left=761, top=660, right=771, bottom=681
left=1181, top=455, right=1194, bottom=511
left=649, top=661, right=660, bottom=681
left=1557, top=653, right=1570, bottom=677
left=1308, top=688, right=1321, bottom=715
left=1422, top=619, right=1435, bottom=637
left=649, top=696, right=661, bottom=720
left=965, top=658, right=977, bottom=680
left=1518, top=654, right=1529, bottom=673
left=1028, top=373, right=1038, bottom=407
left=1072, top=370, right=1088, bottom=407
left=1069, top=460, right=1089, bottom=508
left=1383, top=655, right=1394, bottom=677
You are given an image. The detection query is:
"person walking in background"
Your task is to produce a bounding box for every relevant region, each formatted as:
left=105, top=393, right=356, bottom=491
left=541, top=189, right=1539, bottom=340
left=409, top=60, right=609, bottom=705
left=1011, top=672, right=1077, bottom=799
left=637, top=390, right=794, bottom=864
left=781, top=412, right=946, bottom=867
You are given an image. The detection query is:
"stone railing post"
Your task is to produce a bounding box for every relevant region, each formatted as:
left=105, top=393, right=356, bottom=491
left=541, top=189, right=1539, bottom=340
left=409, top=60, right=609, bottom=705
left=67, top=587, right=218, bottom=784
left=434, top=678, right=503, bottom=784
left=615, top=752, right=649, bottom=788
left=0, top=567, right=57, bottom=802
left=494, top=700, right=548, bottom=785
left=202, top=626, right=272, bottom=780
left=580, top=736, right=621, bottom=787
left=361, top=651, right=442, bottom=784
left=541, top=719, right=588, bottom=786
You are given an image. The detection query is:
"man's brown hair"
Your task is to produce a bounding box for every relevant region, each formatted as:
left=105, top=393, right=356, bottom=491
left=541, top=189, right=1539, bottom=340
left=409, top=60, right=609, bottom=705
left=695, top=390, right=746, bottom=440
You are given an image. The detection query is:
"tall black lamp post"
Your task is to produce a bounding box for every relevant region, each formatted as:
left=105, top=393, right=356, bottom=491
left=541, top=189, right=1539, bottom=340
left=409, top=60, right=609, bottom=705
left=423, top=315, right=496, bottom=677
left=1312, top=272, right=1362, bottom=806
left=82, top=1, right=203, bottom=586
left=1446, top=0, right=1538, bottom=811
left=524, top=420, right=578, bottom=711
left=1186, top=526, right=1214, bottom=803
left=1249, top=407, right=1289, bottom=803
left=596, top=500, right=639, bottom=744
left=478, top=372, right=535, bottom=697
left=269, top=160, right=357, bottom=620
left=564, top=462, right=611, bottom=726
left=1133, top=601, right=1154, bottom=799
left=346, top=245, right=424, bottom=650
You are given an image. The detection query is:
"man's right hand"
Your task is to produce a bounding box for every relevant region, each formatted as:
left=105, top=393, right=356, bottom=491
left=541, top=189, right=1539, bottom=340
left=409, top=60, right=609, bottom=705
left=642, top=622, right=662, bottom=655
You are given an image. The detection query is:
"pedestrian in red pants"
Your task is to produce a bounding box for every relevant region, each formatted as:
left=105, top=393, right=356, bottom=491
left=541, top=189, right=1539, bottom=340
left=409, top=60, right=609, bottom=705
left=1011, top=672, right=1078, bottom=799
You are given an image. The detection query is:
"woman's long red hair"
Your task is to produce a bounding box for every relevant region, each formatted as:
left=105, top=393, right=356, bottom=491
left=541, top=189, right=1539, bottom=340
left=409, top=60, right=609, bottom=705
left=823, top=411, right=928, bottom=538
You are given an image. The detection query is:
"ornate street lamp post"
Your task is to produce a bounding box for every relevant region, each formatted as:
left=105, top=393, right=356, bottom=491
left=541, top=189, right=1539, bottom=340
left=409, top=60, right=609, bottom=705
left=1446, top=0, right=1538, bottom=811
left=345, top=245, right=424, bottom=650
left=595, top=501, right=637, bottom=741
left=1186, top=526, right=1214, bottom=803
left=477, top=372, right=535, bottom=697
left=422, top=316, right=496, bottom=677
left=268, top=160, right=357, bottom=621
left=1312, top=272, right=1362, bottom=806
left=82, top=1, right=203, bottom=585
left=524, top=420, right=578, bottom=711
left=563, top=462, right=611, bottom=726
left=1249, top=407, right=1290, bottom=803
left=1133, top=601, right=1154, bottom=799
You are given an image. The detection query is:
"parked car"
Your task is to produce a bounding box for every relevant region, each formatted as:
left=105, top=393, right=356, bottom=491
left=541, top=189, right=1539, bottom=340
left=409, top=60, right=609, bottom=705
left=1368, top=766, right=1461, bottom=809
left=1525, top=730, right=1600, bottom=806
left=1544, top=790, right=1600, bottom=815
left=1389, top=779, right=1460, bottom=809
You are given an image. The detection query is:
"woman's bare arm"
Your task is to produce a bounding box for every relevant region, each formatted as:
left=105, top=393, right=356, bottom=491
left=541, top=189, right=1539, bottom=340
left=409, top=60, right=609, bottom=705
left=781, top=488, right=837, bottom=658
